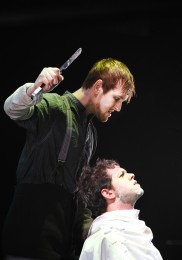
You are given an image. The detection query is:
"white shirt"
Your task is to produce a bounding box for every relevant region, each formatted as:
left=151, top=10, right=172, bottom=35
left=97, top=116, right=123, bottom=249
left=79, top=209, right=163, bottom=260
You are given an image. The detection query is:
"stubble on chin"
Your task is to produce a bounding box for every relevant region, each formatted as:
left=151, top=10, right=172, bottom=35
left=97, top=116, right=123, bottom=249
left=136, top=188, right=144, bottom=199
left=101, top=113, right=110, bottom=122
left=98, top=115, right=108, bottom=123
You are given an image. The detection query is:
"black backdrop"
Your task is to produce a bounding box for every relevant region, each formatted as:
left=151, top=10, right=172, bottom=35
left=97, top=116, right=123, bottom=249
left=1, top=1, right=182, bottom=259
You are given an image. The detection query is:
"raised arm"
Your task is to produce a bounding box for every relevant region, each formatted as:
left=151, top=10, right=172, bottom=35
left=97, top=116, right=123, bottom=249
left=4, top=67, right=64, bottom=120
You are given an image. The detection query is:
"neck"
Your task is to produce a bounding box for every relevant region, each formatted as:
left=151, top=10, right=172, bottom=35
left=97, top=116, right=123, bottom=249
left=106, top=201, right=135, bottom=212
left=72, top=87, right=93, bottom=114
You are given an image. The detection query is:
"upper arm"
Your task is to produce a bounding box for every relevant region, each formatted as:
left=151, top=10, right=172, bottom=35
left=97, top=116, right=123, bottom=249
left=80, top=231, right=135, bottom=260
left=101, top=234, right=135, bottom=260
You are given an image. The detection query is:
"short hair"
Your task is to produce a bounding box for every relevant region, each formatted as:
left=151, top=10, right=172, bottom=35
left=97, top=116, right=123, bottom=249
left=81, top=58, right=135, bottom=103
left=78, top=158, right=120, bottom=217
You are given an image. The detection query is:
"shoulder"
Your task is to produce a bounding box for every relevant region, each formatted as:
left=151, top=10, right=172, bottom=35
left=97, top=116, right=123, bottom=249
left=86, top=226, right=122, bottom=248
left=35, top=93, right=67, bottom=112
left=42, top=93, right=64, bottom=105
left=82, top=230, right=132, bottom=260
left=30, top=93, right=69, bottom=124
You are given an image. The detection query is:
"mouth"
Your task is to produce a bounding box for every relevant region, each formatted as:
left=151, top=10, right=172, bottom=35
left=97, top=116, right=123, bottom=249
left=108, top=110, right=114, bottom=117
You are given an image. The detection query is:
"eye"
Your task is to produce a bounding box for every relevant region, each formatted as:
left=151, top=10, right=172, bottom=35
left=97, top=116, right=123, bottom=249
left=119, top=171, right=125, bottom=177
left=114, top=96, right=121, bottom=102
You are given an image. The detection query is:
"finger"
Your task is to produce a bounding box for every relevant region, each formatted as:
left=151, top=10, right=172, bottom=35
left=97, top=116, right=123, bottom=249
left=44, top=67, right=64, bottom=86
left=34, top=67, right=64, bottom=92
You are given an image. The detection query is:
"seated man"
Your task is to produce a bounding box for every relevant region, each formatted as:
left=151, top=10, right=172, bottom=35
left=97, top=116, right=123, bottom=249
left=78, top=158, right=163, bottom=260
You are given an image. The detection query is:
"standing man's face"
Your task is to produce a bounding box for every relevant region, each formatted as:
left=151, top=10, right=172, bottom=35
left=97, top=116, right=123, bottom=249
left=94, top=80, right=128, bottom=122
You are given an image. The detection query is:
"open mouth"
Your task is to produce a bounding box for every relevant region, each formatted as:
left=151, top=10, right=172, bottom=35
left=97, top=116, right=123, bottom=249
left=108, top=110, right=113, bottom=117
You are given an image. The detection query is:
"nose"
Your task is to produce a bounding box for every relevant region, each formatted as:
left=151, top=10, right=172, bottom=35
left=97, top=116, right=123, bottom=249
left=114, top=101, right=122, bottom=112
left=129, top=173, right=135, bottom=180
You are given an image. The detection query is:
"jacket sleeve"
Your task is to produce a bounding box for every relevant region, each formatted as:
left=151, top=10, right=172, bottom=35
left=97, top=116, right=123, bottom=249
left=3, top=83, right=42, bottom=120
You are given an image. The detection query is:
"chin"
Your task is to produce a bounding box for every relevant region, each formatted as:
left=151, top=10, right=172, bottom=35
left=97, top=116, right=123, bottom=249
left=96, top=112, right=109, bottom=122
left=100, top=116, right=109, bottom=122
left=136, top=188, right=144, bottom=198
left=98, top=118, right=108, bottom=123
left=136, top=188, right=144, bottom=197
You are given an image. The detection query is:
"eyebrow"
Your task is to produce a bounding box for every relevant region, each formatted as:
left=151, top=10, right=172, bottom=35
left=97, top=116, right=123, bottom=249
left=115, top=94, right=128, bottom=101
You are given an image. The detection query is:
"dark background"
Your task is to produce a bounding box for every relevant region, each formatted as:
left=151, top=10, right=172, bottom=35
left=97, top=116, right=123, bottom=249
left=1, top=1, right=182, bottom=259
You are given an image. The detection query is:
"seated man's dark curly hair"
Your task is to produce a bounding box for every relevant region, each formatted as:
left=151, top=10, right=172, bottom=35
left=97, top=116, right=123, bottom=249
left=78, top=158, right=120, bottom=218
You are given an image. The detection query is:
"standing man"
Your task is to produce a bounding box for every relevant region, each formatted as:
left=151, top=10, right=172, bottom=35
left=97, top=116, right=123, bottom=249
left=2, top=55, right=135, bottom=260
left=78, top=158, right=163, bottom=260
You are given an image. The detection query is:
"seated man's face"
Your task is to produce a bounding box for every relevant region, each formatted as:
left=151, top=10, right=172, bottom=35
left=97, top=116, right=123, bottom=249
left=107, top=166, right=144, bottom=204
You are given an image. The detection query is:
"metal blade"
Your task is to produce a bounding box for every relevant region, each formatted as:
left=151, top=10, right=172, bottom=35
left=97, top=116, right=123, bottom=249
left=60, top=47, right=82, bottom=72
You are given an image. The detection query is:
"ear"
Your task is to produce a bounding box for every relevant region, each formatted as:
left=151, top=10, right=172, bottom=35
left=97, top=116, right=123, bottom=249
left=93, top=79, right=103, bottom=95
left=101, top=188, right=115, bottom=200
